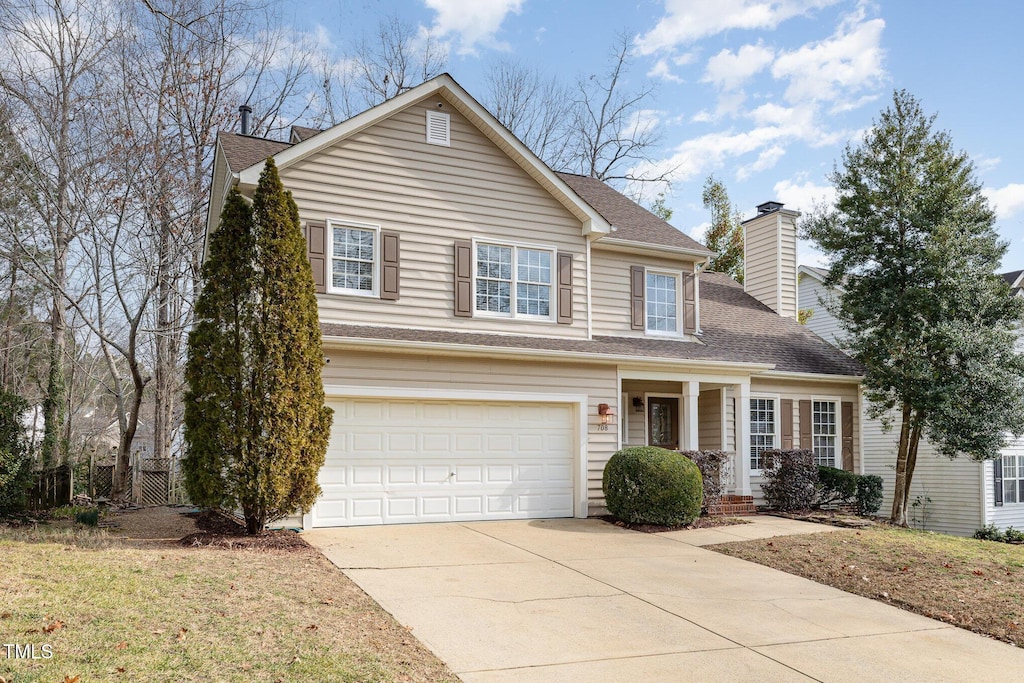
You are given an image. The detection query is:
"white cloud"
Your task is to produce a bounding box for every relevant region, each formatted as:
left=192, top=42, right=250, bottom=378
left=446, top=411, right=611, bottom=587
left=636, top=0, right=838, bottom=54
left=771, top=6, right=886, bottom=106
left=703, top=43, right=775, bottom=90
left=984, top=183, right=1024, bottom=220
left=773, top=177, right=837, bottom=214
left=424, top=0, right=523, bottom=55
left=689, top=221, right=712, bottom=243
left=975, top=154, right=1002, bottom=174
left=737, top=145, right=786, bottom=179
left=648, top=58, right=683, bottom=83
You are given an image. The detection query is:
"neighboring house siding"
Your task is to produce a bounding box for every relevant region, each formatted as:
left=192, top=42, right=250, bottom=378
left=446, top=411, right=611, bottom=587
left=281, top=100, right=589, bottom=338
left=320, top=348, right=618, bottom=511
left=590, top=249, right=700, bottom=337
left=987, top=441, right=1024, bottom=531
left=747, top=378, right=860, bottom=507
left=861, top=412, right=983, bottom=536
left=799, top=276, right=843, bottom=345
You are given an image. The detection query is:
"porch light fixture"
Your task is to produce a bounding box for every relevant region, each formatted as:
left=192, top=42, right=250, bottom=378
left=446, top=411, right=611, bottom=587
left=598, top=403, right=615, bottom=425
left=632, top=396, right=644, bottom=412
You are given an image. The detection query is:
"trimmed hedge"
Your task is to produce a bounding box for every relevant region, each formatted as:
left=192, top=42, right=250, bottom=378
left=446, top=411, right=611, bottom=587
left=603, top=446, right=703, bottom=526
left=855, top=474, right=883, bottom=515
left=760, top=449, right=819, bottom=511
left=817, top=466, right=883, bottom=515
left=679, top=449, right=729, bottom=513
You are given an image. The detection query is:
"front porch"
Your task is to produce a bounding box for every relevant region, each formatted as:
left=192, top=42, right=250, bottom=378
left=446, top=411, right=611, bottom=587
left=620, top=375, right=752, bottom=498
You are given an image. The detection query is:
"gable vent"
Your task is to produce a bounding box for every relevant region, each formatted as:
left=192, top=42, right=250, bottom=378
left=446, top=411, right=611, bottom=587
left=425, top=110, right=450, bottom=147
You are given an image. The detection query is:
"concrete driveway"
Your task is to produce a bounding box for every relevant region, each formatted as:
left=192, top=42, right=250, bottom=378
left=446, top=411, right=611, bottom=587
left=305, top=517, right=1024, bottom=682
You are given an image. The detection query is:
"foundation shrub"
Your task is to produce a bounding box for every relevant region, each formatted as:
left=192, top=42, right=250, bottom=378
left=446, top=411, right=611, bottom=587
left=603, top=446, right=703, bottom=526
left=679, top=450, right=729, bottom=513
left=760, top=449, right=819, bottom=511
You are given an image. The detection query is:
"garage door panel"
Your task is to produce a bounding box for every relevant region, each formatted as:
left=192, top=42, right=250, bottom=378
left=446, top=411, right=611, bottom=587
left=313, top=399, right=576, bottom=527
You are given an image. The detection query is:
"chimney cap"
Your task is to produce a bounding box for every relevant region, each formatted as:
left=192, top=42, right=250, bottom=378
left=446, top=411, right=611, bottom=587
left=757, top=201, right=785, bottom=215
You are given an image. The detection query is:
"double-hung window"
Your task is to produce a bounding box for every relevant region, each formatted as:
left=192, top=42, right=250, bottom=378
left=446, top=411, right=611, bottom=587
left=646, top=271, right=678, bottom=334
left=330, top=221, right=378, bottom=295
left=812, top=400, right=839, bottom=467
left=475, top=242, right=553, bottom=319
left=1004, top=454, right=1023, bottom=504
left=750, top=397, right=777, bottom=470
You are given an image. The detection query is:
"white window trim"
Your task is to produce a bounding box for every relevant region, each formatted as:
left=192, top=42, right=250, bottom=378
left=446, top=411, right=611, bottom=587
left=620, top=391, right=629, bottom=446
left=327, top=220, right=381, bottom=297
left=644, top=268, right=682, bottom=337
left=749, top=393, right=781, bottom=474
left=1003, top=453, right=1023, bottom=505
left=471, top=238, right=557, bottom=322
left=811, top=396, right=842, bottom=469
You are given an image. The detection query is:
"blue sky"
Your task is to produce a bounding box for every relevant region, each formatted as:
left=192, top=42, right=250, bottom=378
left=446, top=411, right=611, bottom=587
left=286, top=0, right=1024, bottom=270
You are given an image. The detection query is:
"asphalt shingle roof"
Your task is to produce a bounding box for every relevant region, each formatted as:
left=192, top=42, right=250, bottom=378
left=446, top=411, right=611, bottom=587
left=556, top=172, right=713, bottom=254
left=219, top=133, right=292, bottom=173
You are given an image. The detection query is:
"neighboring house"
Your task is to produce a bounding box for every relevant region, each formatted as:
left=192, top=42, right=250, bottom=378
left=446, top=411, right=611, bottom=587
left=799, top=265, right=1024, bottom=535
left=207, top=74, right=863, bottom=528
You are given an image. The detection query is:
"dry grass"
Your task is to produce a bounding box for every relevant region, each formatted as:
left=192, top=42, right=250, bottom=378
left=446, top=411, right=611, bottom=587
left=0, top=516, right=458, bottom=683
left=711, top=526, right=1024, bottom=647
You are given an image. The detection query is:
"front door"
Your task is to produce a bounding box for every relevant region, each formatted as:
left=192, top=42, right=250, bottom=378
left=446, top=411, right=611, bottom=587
left=648, top=397, right=679, bottom=450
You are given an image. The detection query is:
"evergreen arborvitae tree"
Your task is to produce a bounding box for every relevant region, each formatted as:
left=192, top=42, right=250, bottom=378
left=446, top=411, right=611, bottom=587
left=243, top=157, right=332, bottom=534
left=805, top=90, right=1024, bottom=526
left=0, top=389, right=30, bottom=514
left=183, top=189, right=256, bottom=511
left=183, top=160, right=332, bottom=534
left=702, top=175, right=744, bottom=283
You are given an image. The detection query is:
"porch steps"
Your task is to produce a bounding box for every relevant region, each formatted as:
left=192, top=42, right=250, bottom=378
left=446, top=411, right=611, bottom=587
left=707, top=495, right=757, bottom=516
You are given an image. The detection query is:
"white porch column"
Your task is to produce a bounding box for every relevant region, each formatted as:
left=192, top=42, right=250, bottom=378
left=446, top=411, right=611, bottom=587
left=736, top=381, right=751, bottom=496
left=683, top=381, right=699, bottom=451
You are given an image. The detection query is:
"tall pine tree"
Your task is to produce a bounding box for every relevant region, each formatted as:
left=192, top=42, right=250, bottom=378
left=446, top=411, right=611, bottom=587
left=805, top=90, right=1024, bottom=526
left=184, top=160, right=332, bottom=533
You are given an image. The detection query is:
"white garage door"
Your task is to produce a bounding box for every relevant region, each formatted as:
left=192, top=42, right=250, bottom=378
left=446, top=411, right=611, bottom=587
left=312, top=398, right=576, bottom=527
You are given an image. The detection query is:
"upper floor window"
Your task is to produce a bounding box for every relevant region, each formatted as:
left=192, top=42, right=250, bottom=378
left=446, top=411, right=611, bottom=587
left=750, top=397, right=777, bottom=471
left=330, top=221, right=379, bottom=295
left=812, top=400, right=839, bottom=467
left=475, top=242, right=553, bottom=319
left=646, top=271, right=678, bottom=334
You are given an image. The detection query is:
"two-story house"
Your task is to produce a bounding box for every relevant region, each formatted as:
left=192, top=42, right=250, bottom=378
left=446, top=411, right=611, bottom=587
left=207, top=74, right=862, bottom=528
left=800, top=265, right=1024, bottom=535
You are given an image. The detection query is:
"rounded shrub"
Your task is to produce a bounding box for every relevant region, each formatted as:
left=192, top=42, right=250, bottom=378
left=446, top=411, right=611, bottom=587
left=602, top=446, right=703, bottom=526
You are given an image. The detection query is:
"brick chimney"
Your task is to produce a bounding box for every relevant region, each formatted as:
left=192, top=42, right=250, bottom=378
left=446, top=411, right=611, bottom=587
left=742, top=201, right=800, bottom=318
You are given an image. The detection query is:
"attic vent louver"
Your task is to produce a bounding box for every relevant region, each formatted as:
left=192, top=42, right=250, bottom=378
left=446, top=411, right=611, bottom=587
left=425, top=110, right=450, bottom=147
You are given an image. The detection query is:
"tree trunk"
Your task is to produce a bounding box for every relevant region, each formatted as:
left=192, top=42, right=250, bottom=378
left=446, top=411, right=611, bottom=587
left=898, top=414, right=925, bottom=524
left=153, top=197, right=175, bottom=463
left=890, top=401, right=913, bottom=526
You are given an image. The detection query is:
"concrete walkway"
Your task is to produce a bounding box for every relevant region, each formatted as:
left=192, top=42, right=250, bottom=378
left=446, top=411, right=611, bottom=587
left=305, top=517, right=1024, bottom=682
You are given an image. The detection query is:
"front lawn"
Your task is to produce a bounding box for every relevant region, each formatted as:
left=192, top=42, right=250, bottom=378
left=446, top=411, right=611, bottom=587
left=0, top=521, right=458, bottom=682
left=710, top=525, right=1024, bottom=647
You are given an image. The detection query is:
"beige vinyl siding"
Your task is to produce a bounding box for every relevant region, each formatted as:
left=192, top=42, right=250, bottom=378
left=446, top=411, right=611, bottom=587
left=321, top=348, right=618, bottom=513
left=280, top=98, right=588, bottom=337
left=799, top=275, right=843, bottom=345
left=748, top=378, right=860, bottom=507
left=779, top=226, right=798, bottom=319
left=744, top=216, right=780, bottom=314
left=698, top=388, right=723, bottom=450
left=984, top=440, right=1024, bottom=531
left=862, top=411, right=983, bottom=536
left=590, top=248, right=700, bottom=337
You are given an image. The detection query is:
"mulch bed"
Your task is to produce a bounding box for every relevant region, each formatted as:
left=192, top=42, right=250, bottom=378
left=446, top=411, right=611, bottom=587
left=600, top=514, right=752, bottom=533
left=179, top=509, right=311, bottom=552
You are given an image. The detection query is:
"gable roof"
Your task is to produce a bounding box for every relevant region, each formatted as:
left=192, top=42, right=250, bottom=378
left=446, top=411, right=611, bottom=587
left=557, top=172, right=712, bottom=256
left=289, top=125, right=323, bottom=143
left=320, top=271, right=862, bottom=377
left=219, top=133, right=292, bottom=173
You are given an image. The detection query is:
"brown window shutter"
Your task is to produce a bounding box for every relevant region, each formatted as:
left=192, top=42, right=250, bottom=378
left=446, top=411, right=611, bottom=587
left=995, top=458, right=1004, bottom=507
left=841, top=401, right=854, bottom=471
left=682, top=272, right=697, bottom=334
left=780, top=399, right=794, bottom=450
left=305, top=220, right=327, bottom=294
left=556, top=252, right=573, bottom=325
left=380, top=231, right=400, bottom=300
left=453, top=239, right=473, bottom=317
left=798, top=400, right=812, bottom=449
left=630, top=265, right=645, bottom=330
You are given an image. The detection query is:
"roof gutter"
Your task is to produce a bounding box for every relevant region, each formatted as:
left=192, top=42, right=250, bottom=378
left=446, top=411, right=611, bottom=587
left=321, top=333, right=776, bottom=373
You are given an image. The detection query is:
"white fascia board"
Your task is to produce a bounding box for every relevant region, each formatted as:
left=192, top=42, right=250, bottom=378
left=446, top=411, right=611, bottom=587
left=757, top=369, right=863, bottom=383
left=594, top=237, right=712, bottom=262
left=321, top=333, right=774, bottom=373
left=235, top=74, right=610, bottom=238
